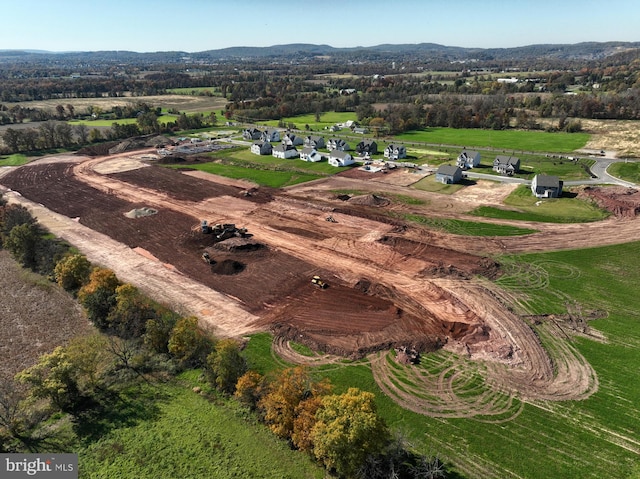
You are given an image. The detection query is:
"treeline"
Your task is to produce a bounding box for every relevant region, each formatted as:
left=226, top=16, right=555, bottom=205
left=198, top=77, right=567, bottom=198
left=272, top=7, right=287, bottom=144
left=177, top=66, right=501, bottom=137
left=0, top=194, right=451, bottom=479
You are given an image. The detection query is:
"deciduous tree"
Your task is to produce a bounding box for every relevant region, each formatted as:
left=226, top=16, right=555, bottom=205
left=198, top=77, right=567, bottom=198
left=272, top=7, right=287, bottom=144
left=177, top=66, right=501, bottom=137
left=167, top=316, right=213, bottom=368
left=206, top=339, right=247, bottom=395
left=77, top=267, right=121, bottom=329
left=54, top=253, right=92, bottom=294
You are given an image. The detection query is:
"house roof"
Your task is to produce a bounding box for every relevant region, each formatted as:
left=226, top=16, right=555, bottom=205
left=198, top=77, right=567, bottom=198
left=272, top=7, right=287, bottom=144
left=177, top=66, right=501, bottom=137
left=495, top=155, right=520, bottom=165
left=535, top=174, right=561, bottom=187
left=301, top=146, right=316, bottom=155
left=436, top=164, right=461, bottom=176
left=330, top=150, right=351, bottom=159
left=460, top=150, right=480, bottom=158
left=273, top=144, right=297, bottom=152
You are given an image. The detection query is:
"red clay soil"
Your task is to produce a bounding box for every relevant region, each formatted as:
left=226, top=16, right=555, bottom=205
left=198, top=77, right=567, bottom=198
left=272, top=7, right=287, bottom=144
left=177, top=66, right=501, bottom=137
left=1, top=158, right=502, bottom=357
left=580, top=186, right=640, bottom=217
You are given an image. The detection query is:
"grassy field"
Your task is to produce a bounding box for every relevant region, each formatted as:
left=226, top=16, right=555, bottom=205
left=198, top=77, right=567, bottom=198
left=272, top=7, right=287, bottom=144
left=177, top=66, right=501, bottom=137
left=78, top=379, right=324, bottom=479
left=471, top=185, right=610, bottom=223
left=608, top=161, right=640, bottom=183
left=397, top=213, right=538, bottom=236
left=0, top=153, right=34, bottom=167
left=395, top=128, right=589, bottom=153
left=259, top=112, right=357, bottom=130
left=243, top=240, right=640, bottom=479
left=166, top=87, right=223, bottom=96
left=411, top=174, right=468, bottom=194
left=68, top=115, right=178, bottom=127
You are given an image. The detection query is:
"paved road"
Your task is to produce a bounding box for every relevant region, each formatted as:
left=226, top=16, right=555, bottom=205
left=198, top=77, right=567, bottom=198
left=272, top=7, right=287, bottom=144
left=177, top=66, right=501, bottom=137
left=463, top=156, right=638, bottom=188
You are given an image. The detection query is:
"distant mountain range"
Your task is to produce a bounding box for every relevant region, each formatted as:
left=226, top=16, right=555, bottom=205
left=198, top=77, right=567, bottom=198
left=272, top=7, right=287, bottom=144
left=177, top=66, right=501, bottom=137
left=1, top=41, right=639, bottom=64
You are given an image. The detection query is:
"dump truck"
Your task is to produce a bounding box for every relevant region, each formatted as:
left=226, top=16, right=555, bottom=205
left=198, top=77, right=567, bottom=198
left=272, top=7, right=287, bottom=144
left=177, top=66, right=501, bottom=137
left=311, top=275, right=328, bottom=289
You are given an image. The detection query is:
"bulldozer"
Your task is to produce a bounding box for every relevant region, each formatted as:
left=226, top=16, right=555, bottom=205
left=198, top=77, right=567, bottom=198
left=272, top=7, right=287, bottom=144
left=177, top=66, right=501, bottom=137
left=311, top=275, right=328, bottom=289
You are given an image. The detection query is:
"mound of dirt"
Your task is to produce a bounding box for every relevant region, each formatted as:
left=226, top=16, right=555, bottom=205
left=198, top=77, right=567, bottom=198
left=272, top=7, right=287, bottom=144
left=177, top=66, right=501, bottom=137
left=348, top=193, right=390, bottom=207
left=210, top=259, right=245, bottom=275
left=213, top=237, right=265, bottom=252
left=124, top=207, right=158, bottom=218
left=581, top=186, right=640, bottom=217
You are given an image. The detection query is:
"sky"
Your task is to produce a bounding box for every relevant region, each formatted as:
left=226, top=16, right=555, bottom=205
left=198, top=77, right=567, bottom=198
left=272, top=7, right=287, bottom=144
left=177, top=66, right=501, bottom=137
left=2, top=0, right=639, bottom=53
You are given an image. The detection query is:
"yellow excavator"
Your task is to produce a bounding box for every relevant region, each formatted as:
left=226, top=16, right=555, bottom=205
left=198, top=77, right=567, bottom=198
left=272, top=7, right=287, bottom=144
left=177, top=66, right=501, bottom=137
left=311, top=275, right=328, bottom=289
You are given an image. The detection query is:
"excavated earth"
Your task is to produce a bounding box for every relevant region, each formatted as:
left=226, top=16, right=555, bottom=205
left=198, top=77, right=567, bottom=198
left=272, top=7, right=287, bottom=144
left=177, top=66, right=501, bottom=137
left=3, top=150, right=635, bottom=405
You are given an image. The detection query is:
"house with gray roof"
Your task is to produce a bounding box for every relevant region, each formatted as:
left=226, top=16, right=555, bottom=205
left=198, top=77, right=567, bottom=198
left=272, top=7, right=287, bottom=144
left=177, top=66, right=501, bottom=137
left=304, top=135, right=325, bottom=149
left=327, top=138, right=351, bottom=151
left=272, top=144, right=299, bottom=159
left=261, top=129, right=280, bottom=142
left=250, top=140, right=273, bottom=156
left=356, top=139, right=378, bottom=155
left=328, top=150, right=354, bottom=167
left=435, top=165, right=463, bottom=184
left=493, top=156, right=520, bottom=176
left=300, top=147, right=322, bottom=162
left=531, top=174, right=563, bottom=198
left=457, top=150, right=481, bottom=169
left=242, top=128, right=262, bottom=141
left=384, top=144, right=407, bottom=160
left=282, top=133, right=304, bottom=147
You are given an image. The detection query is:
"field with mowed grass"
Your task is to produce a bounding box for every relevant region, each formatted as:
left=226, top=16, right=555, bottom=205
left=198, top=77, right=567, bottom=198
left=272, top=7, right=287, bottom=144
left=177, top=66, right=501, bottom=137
left=471, top=185, right=610, bottom=223
left=608, top=161, right=640, bottom=183
left=243, top=240, right=640, bottom=479
left=260, top=111, right=357, bottom=130
left=395, top=128, right=589, bottom=153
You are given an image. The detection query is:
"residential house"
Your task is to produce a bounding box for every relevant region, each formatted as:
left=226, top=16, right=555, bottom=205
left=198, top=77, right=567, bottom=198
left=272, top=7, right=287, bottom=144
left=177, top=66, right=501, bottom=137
left=493, top=156, right=520, bottom=176
left=329, top=125, right=342, bottom=132
left=353, top=127, right=368, bottom=134
left=384, top=144, right=407, bottom=160
left=272, top=144, right=299, bottom=159
left=327, top=138, right=351, bottom=151
left=531, top=174, right=563, bottom=198
left=282, top=133, right=304, bottom=147
left=328, top=150, right=354, bottom=167
left=456, top=150, right=481, bottom=169
left=304, top=135, right=325, bottom=149
left=261, top=129, right=280, bottom=142
left=300, top=147, right=322, bottom=162
left=356, top=139, right=378, bottom=155
left=435, top=165, right=463, bottom=184
left=250, top=141, right=273, bottom=156
left=242, top=128, right=262, bottom=141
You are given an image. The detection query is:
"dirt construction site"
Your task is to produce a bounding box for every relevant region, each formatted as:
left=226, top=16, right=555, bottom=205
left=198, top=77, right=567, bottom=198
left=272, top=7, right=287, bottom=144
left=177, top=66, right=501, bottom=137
left=3, top=148, right=640, bottom=418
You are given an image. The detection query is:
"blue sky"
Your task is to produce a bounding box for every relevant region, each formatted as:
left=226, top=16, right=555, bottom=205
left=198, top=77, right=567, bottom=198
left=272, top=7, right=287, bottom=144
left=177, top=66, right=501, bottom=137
left=3, top=0, right=639, bottom=52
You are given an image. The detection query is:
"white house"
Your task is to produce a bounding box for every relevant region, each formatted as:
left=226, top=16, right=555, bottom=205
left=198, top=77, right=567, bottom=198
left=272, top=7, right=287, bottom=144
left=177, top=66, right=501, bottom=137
left=300, top=147, right=322, bottom=162
left=327, top=138, right=350, bottom=151
left=272, top=144, right=299, bottom=159
left=250, top=141, right=273, bottom=156
left=456, top=150, right=481, bottom=169
left=384, top=144, right=407, bottom=160
left=531, top=174, right=563, bottom=198
left=282, top=133, right=304, bottom=147
left=328, top=150, right=354, bottom=167
left=304, top=135, right=325, bottom=149
left=261, top=129, right=281, bottom=142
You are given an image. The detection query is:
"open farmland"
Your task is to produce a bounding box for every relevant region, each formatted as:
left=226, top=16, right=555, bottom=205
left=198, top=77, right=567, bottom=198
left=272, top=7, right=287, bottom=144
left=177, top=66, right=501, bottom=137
left=2, top=146, right=640, bottom=479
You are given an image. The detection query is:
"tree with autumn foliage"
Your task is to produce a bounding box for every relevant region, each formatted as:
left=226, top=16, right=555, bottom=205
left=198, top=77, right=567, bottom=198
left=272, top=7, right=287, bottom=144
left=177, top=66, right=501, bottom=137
left=258, top=366, right=331, bottom=441
left=205, top=339, right=247, bottom=395
left=234, top=371, right=265, bottom=410
left=167, top=316, right=213, bottom=368
left=77, top=267, right=121, bottom=329
left=54, top=253, right=92, bottom=294
left=311, top=387, right=390, bottom=478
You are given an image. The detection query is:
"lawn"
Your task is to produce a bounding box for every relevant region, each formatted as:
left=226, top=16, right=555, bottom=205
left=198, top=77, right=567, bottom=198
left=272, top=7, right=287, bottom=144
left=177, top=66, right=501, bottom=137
left=395, top=128, right=589, bottom=153
left=608, top=160, right=640, bottom=183
left=79, top=380, right=324, bottom=479
left=411, top=174, right=467, bottom=194
left=68, top=115, right=178, bottom=127
left=243, top=240, right=640, bottom=479
left=471, top=185, right=610, bottom=223
left=260, top=112, right=357, bottom=131
left=0, top=153, right=33, bottom=167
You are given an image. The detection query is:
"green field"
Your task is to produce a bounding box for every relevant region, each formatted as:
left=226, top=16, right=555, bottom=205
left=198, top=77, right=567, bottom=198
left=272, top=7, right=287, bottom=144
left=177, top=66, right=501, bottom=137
left=0, top=153, right=33, bottom=167
left=259, top=112, right=357, bottom=130
left=472, top=185, right=610, bottom=223
left=243, top=240, right=640, bottom=479
left=398, top=214, right=537, bottom=236
left=411, top=174, right=467, bottom=194
left=166, top=87, right=223, bottom=96
left=608, top=160, right=640, bottom=183
left=68, top=115, right=178, bottom=127
left=395, top=128, right=589, bottom=153
left=79, top=380, right=324, bottom=479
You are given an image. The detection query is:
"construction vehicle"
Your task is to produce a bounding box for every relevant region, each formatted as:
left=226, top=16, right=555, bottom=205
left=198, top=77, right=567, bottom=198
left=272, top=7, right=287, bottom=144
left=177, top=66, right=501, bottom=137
left=325, top=215, right=337, bottom=223
left=201, top=252, right=213, bottom=264
left=311, top=275, right=328, bottom=289
left=201, top=221, right=249, bottom=240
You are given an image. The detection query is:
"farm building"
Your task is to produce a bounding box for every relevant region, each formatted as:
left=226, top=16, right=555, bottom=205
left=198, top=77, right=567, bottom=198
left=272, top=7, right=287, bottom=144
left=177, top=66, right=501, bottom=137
left=493, top=156, right=520, bottom=176
left=327, top=138, right=351, bottom=151
left=282, top=133, right=304, bottom=147
left=300, top=147, right=322, bottom=162
left=531, top=174, right=563, bottom=198
left=435, top=165, right=463, bottom=184
left=457, top=150, right=481, bottom=169
left=272, top=144, right=299, bottom=159
left=250, top=141, right=273, bottom=156
left=304, top=135, right=325, bottom=149
left=357, top=139, right=378, bottom=155
left=353, top=127, right=369, bottom=134
left=261, top=129, right=280, bottom=142
left=242, top=128, right=262, bottom=141
left=328, top=150, right=354, bottom=167
left=384, top=144, right=407, bottom=160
